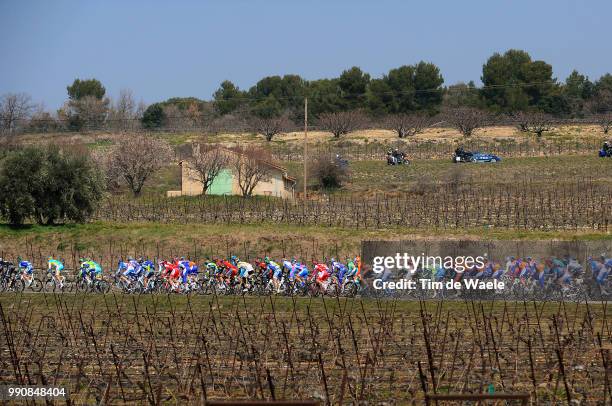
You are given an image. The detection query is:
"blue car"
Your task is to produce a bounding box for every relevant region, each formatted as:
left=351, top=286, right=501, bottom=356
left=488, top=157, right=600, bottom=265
left=453, top=150, right=501, bottom=163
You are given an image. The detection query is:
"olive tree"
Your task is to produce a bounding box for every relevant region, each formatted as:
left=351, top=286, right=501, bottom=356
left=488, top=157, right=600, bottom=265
left=0, top=146, right=103, bottom=225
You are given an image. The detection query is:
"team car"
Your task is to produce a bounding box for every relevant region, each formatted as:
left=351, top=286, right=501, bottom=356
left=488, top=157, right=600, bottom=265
left=453, top=147, right=501, bottom=163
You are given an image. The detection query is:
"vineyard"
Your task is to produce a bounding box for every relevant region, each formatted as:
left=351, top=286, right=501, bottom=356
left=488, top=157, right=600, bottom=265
left=95, top=181, right=611, bottom=231
left=0, top=294, right=608, bottom=404
left=268, top=136, right=606, bottom=162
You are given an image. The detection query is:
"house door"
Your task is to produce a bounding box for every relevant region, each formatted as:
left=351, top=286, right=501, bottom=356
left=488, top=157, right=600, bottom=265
left=207, top=169, right=233, bottom=195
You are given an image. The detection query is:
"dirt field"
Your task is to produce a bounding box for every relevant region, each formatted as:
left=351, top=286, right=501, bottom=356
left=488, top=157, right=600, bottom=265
left=12, top=124, right=608, bottom=150
left=0, top=294, right=608, bottom=404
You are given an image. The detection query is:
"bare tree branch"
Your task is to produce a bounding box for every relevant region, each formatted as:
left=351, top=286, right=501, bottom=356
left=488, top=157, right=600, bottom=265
left=228, top=146, right=273, bottom=197
left=251, top=114, right=292, bottom=141
left=587, top=89, right=612, bottom=134
left=0, top=93, right=33, bottom=135
left=595, top=113, right=612, bottom=134
left=519, top=112, right=554, bottom=137
left=318, top=110, right=365, bottom=138
left=509, top=111, right=530, bottom=132
left=108, top=89, right=137, bottom=132
left=445, top=107, right=489, bottom=137
left=209, top=113, right=248, bottom=135
left=100, top=135, right=172, bottom=196
left=384, top=113, right=430, bottom=138
left=184, top=144, right=230, bottom=194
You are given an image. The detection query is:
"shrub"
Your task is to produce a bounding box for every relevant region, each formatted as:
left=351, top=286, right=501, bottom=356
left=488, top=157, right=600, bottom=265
left=312, top=155, right=349, bottom=189
left=0, top=145, right=103, bottom=225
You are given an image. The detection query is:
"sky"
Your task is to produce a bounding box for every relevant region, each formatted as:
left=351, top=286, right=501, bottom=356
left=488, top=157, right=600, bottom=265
left=1, top=0, right=610, bottom=109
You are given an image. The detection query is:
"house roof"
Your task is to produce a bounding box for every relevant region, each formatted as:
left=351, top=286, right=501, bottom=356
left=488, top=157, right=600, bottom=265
left=179, top=144, right=296, bottom=184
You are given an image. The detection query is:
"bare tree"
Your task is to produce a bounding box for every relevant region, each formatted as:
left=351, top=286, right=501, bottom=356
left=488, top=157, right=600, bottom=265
left=117, top=89, right=136, bottom=118
left=102, top=135, right=172, bottom=196
left=108, top=89, right=136, bottom=131
left=318, top=110, right=364, bottom=138
left=184, top=144, right=229, bottom=194
left=509, top=111, right=530, bottom=132
left=384, top=113, right=430, bottom=138
left=445, top=107, right=489, bottom=137
left=162, top=104, right=186, bottom=132
left=135, top=100, right=147, bottom=120
left=0, top=92, right=33, bottom=135
left=595, top=113, right=612, bottom=134
left=28, top=104, right=58, bottom=133
left=209, top=113, right=248, bottom=134
left=185, top=102, right=204, bottom=130
left=251, top=114, right=292, bottom=141
left=520, top=112, right=555, bottom=138
left=587, top=89, right=612, bottom=134
left=228, top=146, right=273, bottom=197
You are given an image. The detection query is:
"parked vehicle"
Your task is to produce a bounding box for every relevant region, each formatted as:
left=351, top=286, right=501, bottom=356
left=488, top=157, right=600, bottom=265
left=453, top=147, right=501, bottom=163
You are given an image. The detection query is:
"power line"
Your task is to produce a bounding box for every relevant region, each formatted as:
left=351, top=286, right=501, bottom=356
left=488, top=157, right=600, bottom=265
left=4, top=78, right=610, bottom=128
left=2, top=79, right=571, bottom=114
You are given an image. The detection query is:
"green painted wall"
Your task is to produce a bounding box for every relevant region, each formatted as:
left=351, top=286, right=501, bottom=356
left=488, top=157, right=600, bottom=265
left=207, top=169, right=233, bottom=195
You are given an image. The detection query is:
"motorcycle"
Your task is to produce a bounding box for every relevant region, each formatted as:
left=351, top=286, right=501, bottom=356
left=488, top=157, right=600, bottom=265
left=386, top=152, right=409, bottom=165
left=334, top=154, right=349, bottom=168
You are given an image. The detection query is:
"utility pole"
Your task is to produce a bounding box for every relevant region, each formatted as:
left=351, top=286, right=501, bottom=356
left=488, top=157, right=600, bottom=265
left=303, top=97, right=308, bottom=199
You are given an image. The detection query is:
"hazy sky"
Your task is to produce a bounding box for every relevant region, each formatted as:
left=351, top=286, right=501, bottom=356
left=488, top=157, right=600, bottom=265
left=1, top=0, right=610, bottom=109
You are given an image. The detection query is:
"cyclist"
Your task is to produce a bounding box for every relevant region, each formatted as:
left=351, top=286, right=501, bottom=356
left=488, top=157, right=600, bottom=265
left=220, top=258, right=238, bottom=284
left=331, top=258, right=348, bottom=286
left=141, top=259, right=156, bottom=288
left=178, top=257, right=193, bottom=284
left=254, top=258, right=269, bottom=282
left=160, top=259, right=181, bottom=289
left=346, top=257, right=361, bottom=278
left=237, top=260, right=255, bottom=290
left=205, top=260, right=219, bottom=279
left=589, top=255, right=610, bottom=295
left=88, top=259, right=103, bottom=281
left=282, top=258, right=296, bottom=281
left=17, top=257, right=34, bottom=285
left=314, top=261, right=331, bottom=293
left=48, top=256, right=65, bottom=288
left=121, top=257, right=140, bottom=284
left=265, top=257, right=283, bottom=293
left=535, top=262, right=547, bottom=289
left=295, top=261, right=309, bottom=286
left=489, top=262, right=502, bottom=279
